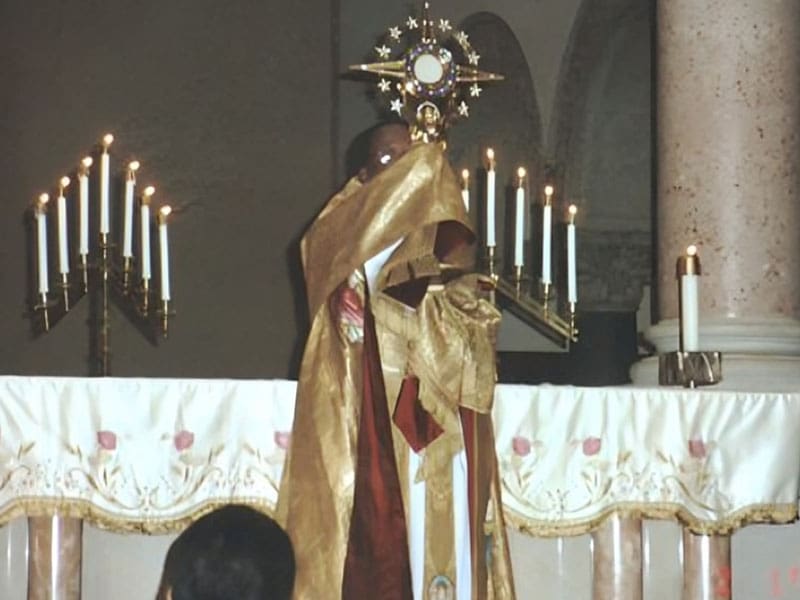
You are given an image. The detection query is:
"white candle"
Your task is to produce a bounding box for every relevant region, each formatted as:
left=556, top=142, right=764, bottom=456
left=514, top=167, right=526, bottom=267
left=78, top=157, right=92, bottom=256
left=158, top=206, right=172, bottom=301
left=57, top=177, right=70, bottom=275
left=36, top=194, right=50, bottom=295
left=461, top=169, right=469, bottom=212
left=485, top=149, right=496, bottom=247
left=100, top=133, right=113, bottom=235
left=680, top=245, right=700, bottom=352
left=541, top=185, right=554, bottom=285
left=123, top=161, right=140, bottom=258
left=141, top=186, right=154, bottom=282
left=567, top=205, right=578, bottom=303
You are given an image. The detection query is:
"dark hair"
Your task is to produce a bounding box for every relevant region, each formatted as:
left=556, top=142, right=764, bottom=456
left=159, top=505, right=295, bottom=600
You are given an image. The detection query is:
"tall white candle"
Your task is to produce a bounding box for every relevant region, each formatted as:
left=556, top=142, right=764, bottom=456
left=680, top=245, right=700, bottom=352
left=36, top=194, right=50, bottom=295
left=541, top=185, right=554, bottom=285
left=78, top=157, right=92, bottom=256
left=461, top=169, right=469, bottom=212
left=485, top=149, right=496, bottom=248
left=123, top=161, right=140, bottom=258
left=158, top=206, right=172, bottom=301
left=567, top=205, right=578, bottom=303
left=514, top=167, right=526, bottom=267
left=57, top=177, right=70, bottom=275
left=141, top=186, right=154, bottom=282
left=100, top=133, right=113, bottom=235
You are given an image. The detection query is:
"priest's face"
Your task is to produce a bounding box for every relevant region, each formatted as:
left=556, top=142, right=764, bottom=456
left=359, top=123, right=411, bottom=182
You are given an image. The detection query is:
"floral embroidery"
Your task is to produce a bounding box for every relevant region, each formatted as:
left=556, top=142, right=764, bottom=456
left=333, top=270, right=365, bottom=344
left=97, top=431, right=117, bottom=451
left=688, top=438, right=707, bottom=459
left=174, top=430, right=195, bottom=452
left=511, top=436, right=531, bottom=457
left=274, top=431, right=291, bottom=450
left=582, top=437, right=602, bottom=456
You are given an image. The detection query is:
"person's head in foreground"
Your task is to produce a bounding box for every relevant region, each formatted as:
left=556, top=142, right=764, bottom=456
left=156, top=505, right=295, bottom=600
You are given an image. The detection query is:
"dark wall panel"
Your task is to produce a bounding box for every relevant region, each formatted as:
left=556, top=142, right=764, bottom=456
left=0, top=0, right=334, bottom=378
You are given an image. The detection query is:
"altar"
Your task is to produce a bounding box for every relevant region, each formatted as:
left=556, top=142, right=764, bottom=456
left=1, top=376, right=799, bottom=599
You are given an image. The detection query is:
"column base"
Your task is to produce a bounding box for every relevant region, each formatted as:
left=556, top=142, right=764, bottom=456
left=630, top=316, right=800, bottom=392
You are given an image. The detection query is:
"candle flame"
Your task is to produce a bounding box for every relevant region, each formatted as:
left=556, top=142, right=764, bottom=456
left=38, top=193, right=50, bottom=205
left=517, top=167, right=526, bottom=179
left=160, top=205, right=172, bottom=217
left=81, top=156, right=93, bottom=168
left=486, top=148, right=494, bottom=161
left=686, top=244, right=697, bottom=256
left=102, top=133, right=114, bottom=147
left=544, top=185, right=554, bottom=197
left=128, top=160, right=140, bottom=172
left=461, top=169, right=469, bottom=181
left=59, top=176, right=71, bottom=188
left=143, top=186, right=156, bottom=197
left=568, top=205, right=577, bottom=215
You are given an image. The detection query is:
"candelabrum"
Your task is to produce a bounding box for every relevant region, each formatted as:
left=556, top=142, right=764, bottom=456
left=657, top=245, right=722, bottom=388
left=470, top=153, right=578, bottom=348
left=30, top=134, right=176, bottom=376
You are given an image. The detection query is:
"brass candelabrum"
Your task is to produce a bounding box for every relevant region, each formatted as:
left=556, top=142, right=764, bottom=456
left=478, top=167, right=579, bottom=348
left=31, top=134, right=175, bottom=376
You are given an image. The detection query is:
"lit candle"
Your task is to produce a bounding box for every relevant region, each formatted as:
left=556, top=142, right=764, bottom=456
left=140, top=186, right=155, bottom=282
left=485, top=148, right=496, bottom=247
left=514, top=167, right=526, bottom=267
left=123, top=161, right=140, bottom=258
left=542, top=185, right=554, bottom=285
left=57, top=176, right=71, bottom=275
left=100, top=133, right=113, bottom=235
left=567, top=205, right=578, bottom=304
left=36, top=194, right=50, bottom=295
left=78, top=157, right=92, bottom=257
left=461, top=169, right=469, bottom=212
left=678, top=245, right=701, bottom=352
left=158, top=206, right=172, bottom=301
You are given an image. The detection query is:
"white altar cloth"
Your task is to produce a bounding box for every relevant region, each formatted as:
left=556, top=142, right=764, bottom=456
left=0, top=376, right=797, bottom=536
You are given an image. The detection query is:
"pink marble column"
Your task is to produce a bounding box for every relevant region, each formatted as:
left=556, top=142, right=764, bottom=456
left=27, top=517, right=82, bottom=600
left=681, top=531, right=731, bottom=600
left=633, top=0, right=800, bottom=390
left=591, top=515, right=643, bottom=600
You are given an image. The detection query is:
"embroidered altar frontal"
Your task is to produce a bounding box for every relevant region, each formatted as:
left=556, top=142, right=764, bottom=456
left=0, top=376, right=797, bottom=535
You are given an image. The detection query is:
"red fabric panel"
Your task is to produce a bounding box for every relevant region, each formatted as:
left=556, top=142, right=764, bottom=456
left=342, top=302, right=413, bottom=600
left=393, top=374, right=444, bottom=452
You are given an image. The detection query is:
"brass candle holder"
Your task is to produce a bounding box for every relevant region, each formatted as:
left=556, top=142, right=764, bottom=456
left=30, top=134, right=176, bottom=375
left=658, top=246, right=722, bottom=388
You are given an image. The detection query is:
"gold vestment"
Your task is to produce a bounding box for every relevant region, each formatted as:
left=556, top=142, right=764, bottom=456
left=277, top=142, right=515, bottom=599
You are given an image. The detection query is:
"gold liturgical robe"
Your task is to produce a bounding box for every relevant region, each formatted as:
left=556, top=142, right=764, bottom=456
left=277, top=142, right=515, bottom=599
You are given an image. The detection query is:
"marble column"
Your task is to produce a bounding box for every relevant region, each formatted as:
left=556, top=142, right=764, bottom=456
left=591, top=515, right=643, bottom=600
left=631, top=0, right=800, bottom=391
left=681, top=531, right=731, bottom=600
left=27, top=517, right=82, bottom=600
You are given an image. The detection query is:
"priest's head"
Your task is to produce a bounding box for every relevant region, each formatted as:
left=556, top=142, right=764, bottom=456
left=357, top=121, right=411, bottom=182
left=156, top=504, right=295, bottom=600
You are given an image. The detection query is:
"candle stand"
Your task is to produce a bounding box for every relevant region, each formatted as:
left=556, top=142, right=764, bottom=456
left=30, top=136, right=175, bottom=376
left=658, top=351, right=722, bottom=388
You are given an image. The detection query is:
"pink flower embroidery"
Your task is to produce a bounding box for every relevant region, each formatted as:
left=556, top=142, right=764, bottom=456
left=582, top=437, right=602, bottom=456
left=274, top=431, right=292, bottom=450
left=688, top=438, right=707, bottom=459
left=97, top=430, right=117, bottom=451
left=511, top=436, right=531, bottom=457
left=174, top=430, right=195, bottom=452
